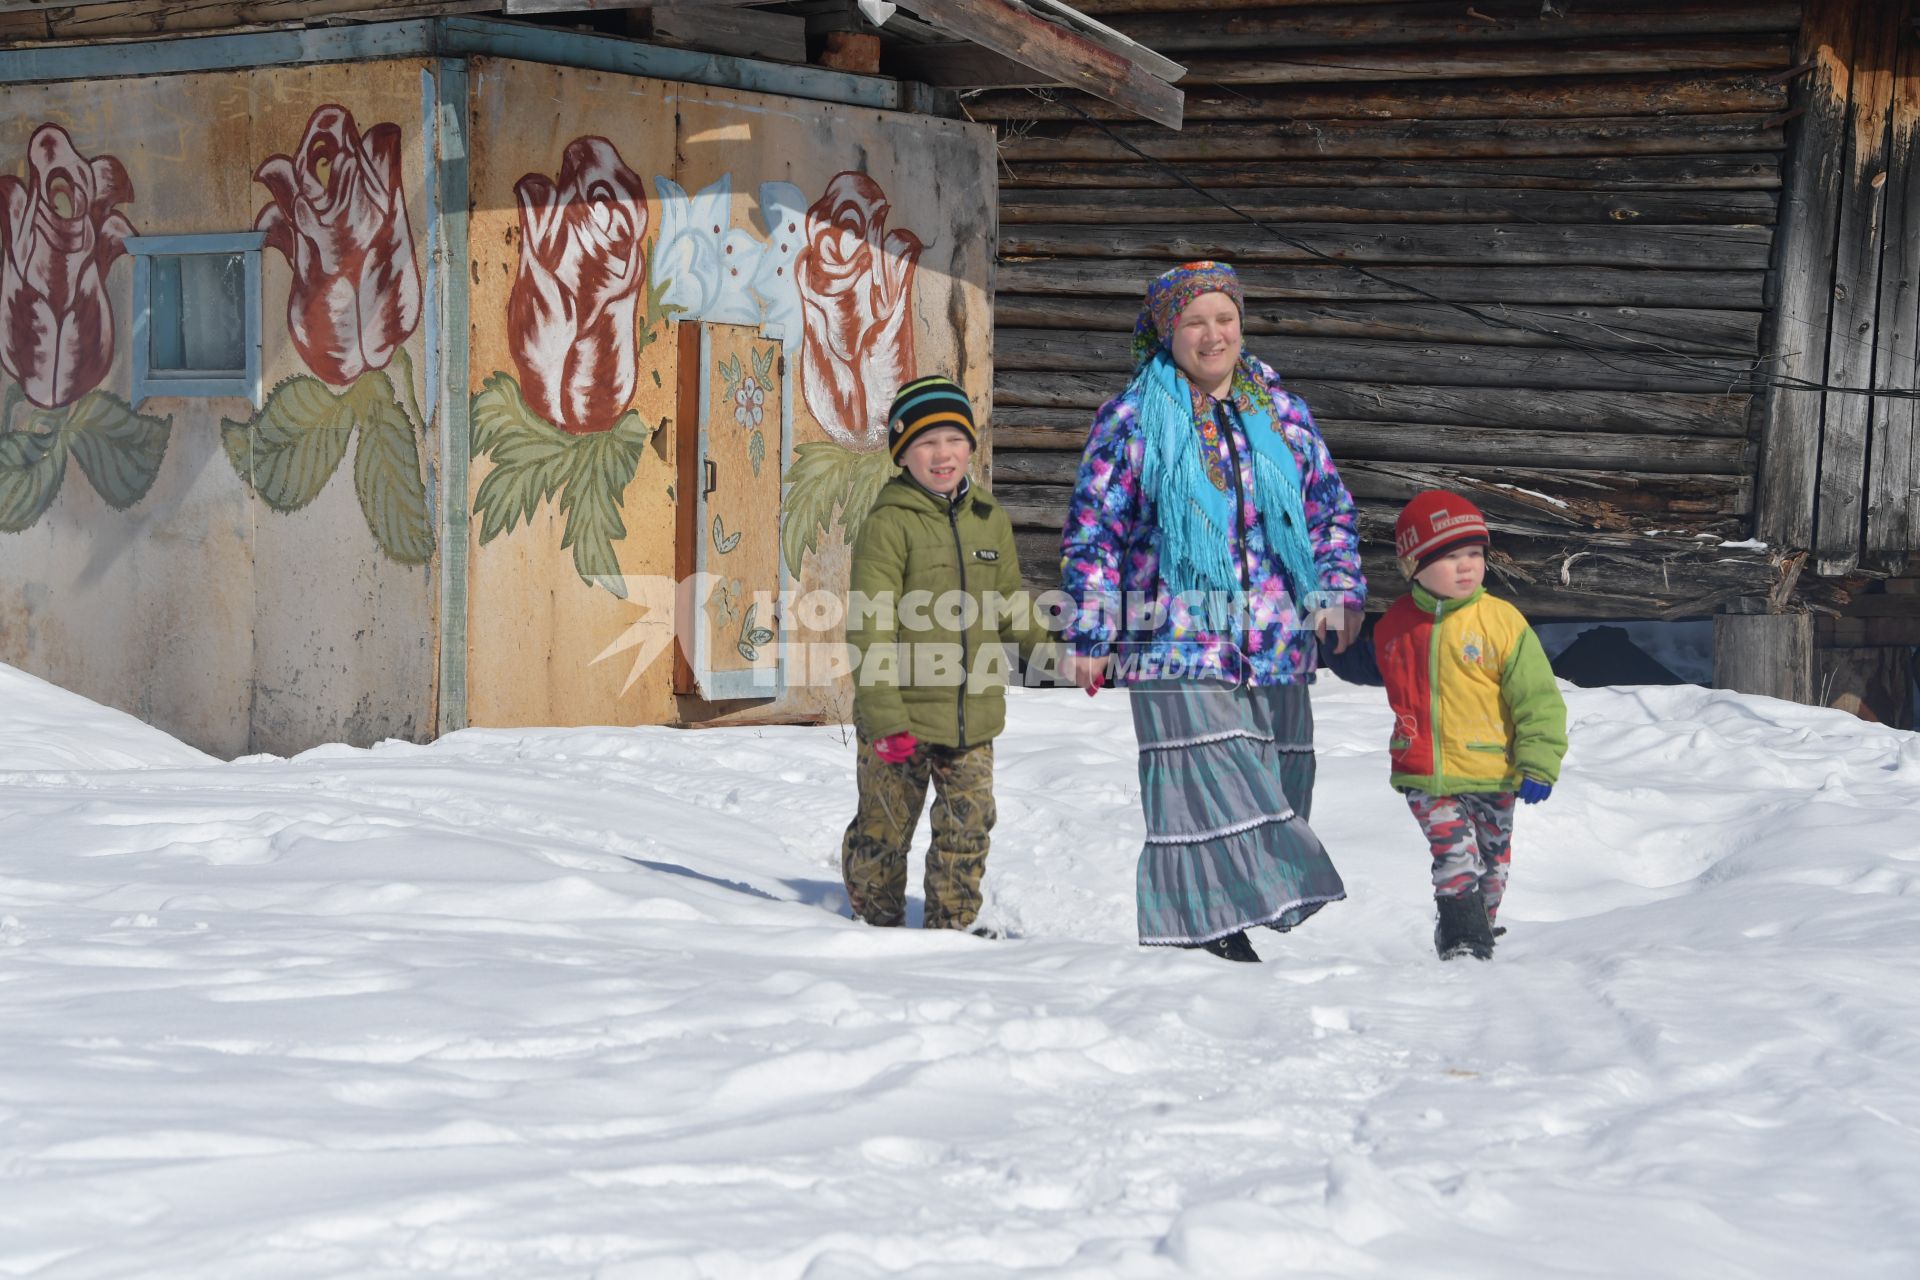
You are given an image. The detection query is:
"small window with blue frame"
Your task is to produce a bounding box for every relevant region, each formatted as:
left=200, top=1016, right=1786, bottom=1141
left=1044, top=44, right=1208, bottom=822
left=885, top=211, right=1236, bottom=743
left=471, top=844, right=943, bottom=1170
left=126, top=232, right=264, bottom=404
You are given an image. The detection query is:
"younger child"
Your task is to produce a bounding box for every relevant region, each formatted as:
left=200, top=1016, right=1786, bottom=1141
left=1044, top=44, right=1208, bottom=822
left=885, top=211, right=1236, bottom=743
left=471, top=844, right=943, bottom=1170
left=839, top=375, right=1044, bottom=934
left=1325, top=490, right=1567, bottom=960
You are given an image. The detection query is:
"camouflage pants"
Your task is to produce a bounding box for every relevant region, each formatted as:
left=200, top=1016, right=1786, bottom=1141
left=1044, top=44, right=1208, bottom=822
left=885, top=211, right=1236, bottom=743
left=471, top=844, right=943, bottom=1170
left=841, top=737, right=996, bottom=930
left=1405, top=789, right=1517, bottom=922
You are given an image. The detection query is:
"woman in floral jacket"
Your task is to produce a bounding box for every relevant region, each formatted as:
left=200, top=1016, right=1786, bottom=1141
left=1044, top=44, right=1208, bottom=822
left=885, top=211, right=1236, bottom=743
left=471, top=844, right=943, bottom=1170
left=1060, top=261, right=1367, bottom=962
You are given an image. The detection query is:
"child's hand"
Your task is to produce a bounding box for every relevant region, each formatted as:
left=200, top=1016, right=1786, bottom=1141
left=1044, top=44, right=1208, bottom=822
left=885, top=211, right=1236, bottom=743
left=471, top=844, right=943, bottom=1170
left=1518, top=777, right=1552, bottom=805
left=874, top=732, right=918, bottom=764
left=1065, top=652, right=1110, bottom=697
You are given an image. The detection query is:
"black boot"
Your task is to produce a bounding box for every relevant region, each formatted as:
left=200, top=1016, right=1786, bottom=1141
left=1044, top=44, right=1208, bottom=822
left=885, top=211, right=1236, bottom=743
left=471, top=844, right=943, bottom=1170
left=1199, top=930, right=1261, bottom=963
left=1434, top=891, right=1494, bottom=961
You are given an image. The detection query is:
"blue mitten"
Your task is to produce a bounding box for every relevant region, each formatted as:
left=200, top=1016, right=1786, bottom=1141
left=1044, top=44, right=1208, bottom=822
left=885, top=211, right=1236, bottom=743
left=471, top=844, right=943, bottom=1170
left=1518, top=777, right=1553, bottom=805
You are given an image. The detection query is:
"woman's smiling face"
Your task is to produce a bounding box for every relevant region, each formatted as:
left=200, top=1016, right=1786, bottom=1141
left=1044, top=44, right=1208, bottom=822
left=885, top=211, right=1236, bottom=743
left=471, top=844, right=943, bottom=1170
left=1169, top=290, right=1241, bottom=397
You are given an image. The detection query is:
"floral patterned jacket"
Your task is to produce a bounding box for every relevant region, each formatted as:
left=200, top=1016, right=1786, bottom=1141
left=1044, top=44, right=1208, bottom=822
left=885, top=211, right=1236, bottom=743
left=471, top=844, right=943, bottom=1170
left=1058, top=357, right=1367, bottom=686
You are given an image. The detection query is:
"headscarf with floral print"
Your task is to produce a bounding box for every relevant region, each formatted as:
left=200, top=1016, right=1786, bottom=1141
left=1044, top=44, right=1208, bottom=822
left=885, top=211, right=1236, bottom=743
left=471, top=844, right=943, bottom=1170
left=1123, top=261, right=1324, bottom=612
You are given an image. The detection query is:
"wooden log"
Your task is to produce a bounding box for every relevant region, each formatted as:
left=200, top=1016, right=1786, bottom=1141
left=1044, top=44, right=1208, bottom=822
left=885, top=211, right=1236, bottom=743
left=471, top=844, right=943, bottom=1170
left=996, top=257, right=1769, bottom=309
left=1109, top=2, right=1801, bottom=55
left=1815, top=0, right=1905, bottom=576
left=891, top=0, right=1184, bottom=129
left=1867, top=24, right=1920, bottom=570
left=995, top=295, right=1763, bottom=357
left=997, top=184, right=1780, bottom=226
left=1757, top=0, right=1859, bottom=552
left=971, top=72, right=1788, bottom=123
left=1002, top=222, right=1774, bottom=271
left=993, top=421, right=1748, bottom=475
left=1714, top=614, right=1814, bottom=702
left=993, top=372, right=1755, bottom=436
left=995, top=115, right=1787, bottom=164
left=1000, top=154, right=1783, bottom=191
left=994, top=327, right=1765, bottom=393
left=1168, top=35, right=1794, bottom=86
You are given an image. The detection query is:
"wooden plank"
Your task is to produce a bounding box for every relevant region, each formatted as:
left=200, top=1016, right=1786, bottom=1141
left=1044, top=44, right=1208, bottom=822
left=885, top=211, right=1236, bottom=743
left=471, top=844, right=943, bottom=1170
left=997, top=257, right=1769, bottom=308
left=1714, top=614, right=1814, bottom=703
left=996, top=115, right=1786, bottom=163
left=643, top=3, right=809, bottom=63
left=998, top=185, right=1779, bottom=226
left=993, top=372, right=1754, bottom=436
left=1169, top=35, right=1794, bottom=86
left=1001, top=153, right=1783, bottom=191
left=1000, top=222, right=1774, bottom=271
left=991, top=422, right=1748, bottom=475
left=996, top=295, right=1762, bottom=357
left=1815, top=0, right=1905, bottom=576
left=972, top=72, right=1788, bottom=124
left=0, top=0, right=503, bottom=39
left=891, top=0, right=1184, bottom=129
left=1109, top=2, right=1802, bottom=55
left=1069, top=0, right=1429, bottom=12
left=995, top=326, right=1762, bottom=393
left=1757, top=0, right=1860, bottom=552
left=1867, top=20, right=1920, bottom=568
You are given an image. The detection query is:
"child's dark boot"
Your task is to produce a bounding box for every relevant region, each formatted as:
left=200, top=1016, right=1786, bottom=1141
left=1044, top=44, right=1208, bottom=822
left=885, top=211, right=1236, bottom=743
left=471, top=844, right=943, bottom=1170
left=1434, top=890, right=1495, bottom=961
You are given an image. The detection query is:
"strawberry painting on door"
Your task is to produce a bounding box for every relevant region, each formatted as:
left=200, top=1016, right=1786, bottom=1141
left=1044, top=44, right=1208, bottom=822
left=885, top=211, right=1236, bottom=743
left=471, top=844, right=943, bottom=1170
left=220, top=104, right=435, bottom=565
left=470, top=135, right=657, bottom=597
left=0, top=123, right=171, bottom=534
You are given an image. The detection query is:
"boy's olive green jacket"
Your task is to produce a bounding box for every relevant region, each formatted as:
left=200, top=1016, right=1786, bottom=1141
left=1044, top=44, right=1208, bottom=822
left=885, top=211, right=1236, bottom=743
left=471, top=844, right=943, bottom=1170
left=846, top=475, right=1049, bottom=749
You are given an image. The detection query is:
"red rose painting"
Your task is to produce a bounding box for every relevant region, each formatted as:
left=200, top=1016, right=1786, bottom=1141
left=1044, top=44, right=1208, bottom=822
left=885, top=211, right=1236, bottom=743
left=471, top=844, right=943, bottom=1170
left=254, top=104, right=421, bottom=386
left=0, top=124, right=137, bottom=410
left=795, top=172, right=922, bottom=449
left=508, top=136, right=649, bottom=436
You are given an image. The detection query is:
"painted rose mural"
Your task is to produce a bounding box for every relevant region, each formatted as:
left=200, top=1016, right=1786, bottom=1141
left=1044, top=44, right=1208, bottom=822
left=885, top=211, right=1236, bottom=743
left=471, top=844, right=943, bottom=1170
left=0, top=123, right=170, bottom=534
left=781, top=171, right=924, bottom=579
left=221, top=104, right=434, bottom=565
left=472, top=156, right=929, bottom=596
left=471, top=136, right=657, bottom=596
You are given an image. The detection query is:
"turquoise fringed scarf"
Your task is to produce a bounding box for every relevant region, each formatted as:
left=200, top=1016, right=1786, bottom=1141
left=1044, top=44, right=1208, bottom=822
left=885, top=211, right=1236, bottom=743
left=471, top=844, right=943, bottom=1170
left=1131, top=348, right=1324, bottom=611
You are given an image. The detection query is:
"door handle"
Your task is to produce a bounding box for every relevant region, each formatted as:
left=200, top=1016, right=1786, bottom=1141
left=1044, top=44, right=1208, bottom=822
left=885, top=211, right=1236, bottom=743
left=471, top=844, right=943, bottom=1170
left=703, top=458, right=717, bottom=497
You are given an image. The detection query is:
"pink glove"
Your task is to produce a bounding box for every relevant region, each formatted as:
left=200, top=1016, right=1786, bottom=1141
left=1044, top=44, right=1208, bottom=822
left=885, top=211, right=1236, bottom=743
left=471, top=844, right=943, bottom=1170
left=874, top=732, right=918, bottom=764
left=1085, top=664, right=1105, bottom=698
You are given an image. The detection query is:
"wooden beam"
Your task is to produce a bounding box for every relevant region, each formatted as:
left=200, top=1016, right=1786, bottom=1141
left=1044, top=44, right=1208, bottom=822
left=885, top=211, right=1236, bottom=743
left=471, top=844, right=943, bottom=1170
left=998, top=222, right=1774, bottom=272
left=1714, top=613, right=1814, bottom=703
left=994, top=326, right=1762, bottom=394
left=1814, top=0, right=1905, bottom=576
left=1757, top=0, right=1860, bottom=552
left=1170, top=35, right=1794, bottom=86
left=1867, top=11, right=1920, bottom=569
left=1108, top=2, right=1801, bottom=55
left=1001, top=154, right=1783, bottom=192
left=970, top=72, right=1788, bottom=124
left=0, top=0, right=500, bottom=39
left=998, top=185, right=1779, bottom=227
left=994, top=295, right=1762, bottom=359
left=892, top=0, right=1182, bottom=128
left=995, top=115, right=1786, bottom=164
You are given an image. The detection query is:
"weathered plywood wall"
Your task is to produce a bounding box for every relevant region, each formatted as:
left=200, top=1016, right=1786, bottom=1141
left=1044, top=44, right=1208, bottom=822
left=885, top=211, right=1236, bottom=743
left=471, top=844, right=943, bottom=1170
left=463, top=56, right=995, bottom=729
left=969, top=0, right=1807, bottom=617
left=0, top=61, right=446, bottom=755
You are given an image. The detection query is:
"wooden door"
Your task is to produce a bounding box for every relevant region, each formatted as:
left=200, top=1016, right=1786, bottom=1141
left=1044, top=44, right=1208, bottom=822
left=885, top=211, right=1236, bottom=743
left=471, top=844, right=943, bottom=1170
left=675, top=321, right=789, bottom=701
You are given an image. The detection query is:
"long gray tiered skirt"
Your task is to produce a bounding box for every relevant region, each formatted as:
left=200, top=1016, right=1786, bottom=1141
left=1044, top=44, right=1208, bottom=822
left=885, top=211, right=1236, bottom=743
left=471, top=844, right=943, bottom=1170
left=1131, top=679, right=1346, bottom=946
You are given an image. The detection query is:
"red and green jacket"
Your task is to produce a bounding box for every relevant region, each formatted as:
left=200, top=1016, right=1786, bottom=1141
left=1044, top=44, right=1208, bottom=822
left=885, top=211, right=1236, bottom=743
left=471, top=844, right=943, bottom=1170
left=1373, top=584, right=1568, bottom=795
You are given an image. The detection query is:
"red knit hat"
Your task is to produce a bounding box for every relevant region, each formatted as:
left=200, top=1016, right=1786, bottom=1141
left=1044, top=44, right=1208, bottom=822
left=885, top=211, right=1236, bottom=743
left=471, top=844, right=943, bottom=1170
left=1394, top=490, right=1490, bottom=577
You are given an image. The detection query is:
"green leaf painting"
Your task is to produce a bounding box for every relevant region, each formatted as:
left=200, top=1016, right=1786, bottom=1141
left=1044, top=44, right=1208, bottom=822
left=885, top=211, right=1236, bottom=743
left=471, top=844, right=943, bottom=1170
left=712, top=513, right=741, bottom=555
left=748, top=429, right=765, bottom=477
left=222, top=348, right=435, bottom=565
left=736, top=601, right=776, bottom=662
left=0, top=384, right=172, bottom=532
left=781, top=441, right=895, bottom=578
left=469, top=371, right=656, bottom=599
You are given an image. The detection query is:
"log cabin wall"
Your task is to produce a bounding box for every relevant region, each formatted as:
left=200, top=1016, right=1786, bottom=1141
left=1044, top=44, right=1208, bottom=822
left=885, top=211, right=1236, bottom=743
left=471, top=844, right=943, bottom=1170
left=965, top=0, right=1810, bottom=618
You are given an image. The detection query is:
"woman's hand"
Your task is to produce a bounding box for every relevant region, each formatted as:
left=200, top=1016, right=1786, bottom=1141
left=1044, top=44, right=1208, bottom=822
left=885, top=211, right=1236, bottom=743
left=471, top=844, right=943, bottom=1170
left=1063, top=653, right=1111, bottom=697
left=1313, top=606, right=1364, bottom=655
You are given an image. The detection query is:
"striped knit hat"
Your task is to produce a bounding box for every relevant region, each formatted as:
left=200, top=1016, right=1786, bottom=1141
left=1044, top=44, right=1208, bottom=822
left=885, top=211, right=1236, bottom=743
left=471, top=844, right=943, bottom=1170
left=886, top=375, right=977, bottom=464
left=1395, top=489, right=1490, bottom=577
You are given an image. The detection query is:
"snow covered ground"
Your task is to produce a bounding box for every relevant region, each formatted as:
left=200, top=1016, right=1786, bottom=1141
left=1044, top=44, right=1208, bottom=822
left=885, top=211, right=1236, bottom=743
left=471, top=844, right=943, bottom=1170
left=2, top=662, right=1918, bottom=1279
